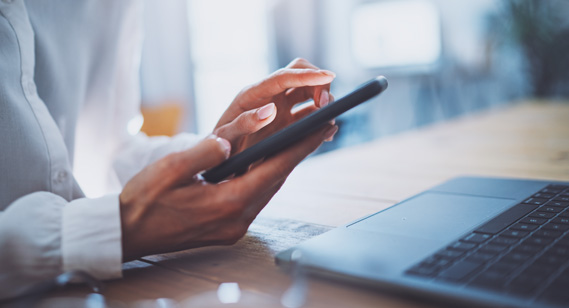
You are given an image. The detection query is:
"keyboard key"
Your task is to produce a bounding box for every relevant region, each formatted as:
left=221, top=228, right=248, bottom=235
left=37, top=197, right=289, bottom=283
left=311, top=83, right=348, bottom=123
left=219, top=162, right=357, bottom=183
left=545, top=201, right=569, bottom=208
left=529, top=211, right=555, bottom=219
left=501, top=230, right=529, bottom=238
left=461, top=233, right=491, bottom=244
left=469, top=271, right=509, bottom=291
left=537, top=206, right=564, bottom=213
left=479, top=244, right=507, bottom=254
left=533, top=193, right=555, bottom=199
left=542, top=223, right=569, bottom=232
left=475, top=204, right=535, bottom=235
left=535, top=254, right=566, bottom=266
left=416, top=255, right=438, bottom=266
left=418, top=256, right=452, bottom=270
left=520, top=217, right=547, bottom=225
left=546, top=184, right=569, bottom=191
left=534, top=229, right=562, bottom=238
left=512, top=245, right=542, bottom=254
left=500, top=252, right=532, bottom=265
left=558, top=211, right=569, bottom=218
left=556, top=236, right=569, bottom=246
left=554, top=196, right=569, bottom=202
left=448, top=241, right=477, bottom=252
left=435, top=249, right=464, bottom=260
left=540, top=188, right=563, bottom=194
left=438, top=261, right=481, bottom=282
left=523, top=198, right=548, bottom=205
left=489, top=236, right=519, bottom=246
left=522, top=264, right=556, bottom=278
left=464, top=252, right=496, bottom=264
left=486, top=262, right=518, bottom=275
left=406, top=266, right=438, bottom=277
left=510, top=223, right=539, bottom=232
left=522, top=237, right=553, bottom=246
left=552, top=217, right=569, bottom=224
left=550, top=245, right=569, bottom=256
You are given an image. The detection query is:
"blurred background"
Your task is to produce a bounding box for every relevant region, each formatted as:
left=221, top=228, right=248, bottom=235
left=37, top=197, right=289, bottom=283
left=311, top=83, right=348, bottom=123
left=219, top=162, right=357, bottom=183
left=139, top=0, right=569, bottom=154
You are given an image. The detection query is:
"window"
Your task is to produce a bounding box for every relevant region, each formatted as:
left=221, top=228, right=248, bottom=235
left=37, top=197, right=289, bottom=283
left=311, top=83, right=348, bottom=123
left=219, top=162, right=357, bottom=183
left=187, top=0, right=272, bottom=134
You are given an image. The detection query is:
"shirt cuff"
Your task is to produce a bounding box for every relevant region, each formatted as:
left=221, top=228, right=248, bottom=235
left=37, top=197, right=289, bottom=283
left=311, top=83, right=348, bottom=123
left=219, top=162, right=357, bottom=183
left=62, top=194, right=123, bottom=280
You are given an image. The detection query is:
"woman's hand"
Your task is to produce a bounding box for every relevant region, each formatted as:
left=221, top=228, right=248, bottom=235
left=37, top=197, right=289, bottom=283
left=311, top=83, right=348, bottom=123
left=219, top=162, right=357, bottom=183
left=120, top=126, right=337, bottom=261
left=213, top=58, right=336, bottom=155
left=119, top=58, right=338, bottom=261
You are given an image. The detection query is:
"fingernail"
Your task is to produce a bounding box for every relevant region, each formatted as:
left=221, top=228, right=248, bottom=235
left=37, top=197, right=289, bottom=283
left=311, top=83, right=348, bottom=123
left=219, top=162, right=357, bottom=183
left=319, top=90, right=329, bottom=107
left=318, top=70, right=336, bottom=78
left=216, top=137, right=231, bottom=158
left=257, top=103, right=275, bottom=120
left=323, top=125, right=338, bottom=141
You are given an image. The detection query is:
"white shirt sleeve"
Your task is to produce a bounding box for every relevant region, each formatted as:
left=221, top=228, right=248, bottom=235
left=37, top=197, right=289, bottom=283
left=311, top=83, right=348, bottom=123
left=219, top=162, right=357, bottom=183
left=0, top=193, right=122, bottom=299
left=0, top=0, right=202, bottom=300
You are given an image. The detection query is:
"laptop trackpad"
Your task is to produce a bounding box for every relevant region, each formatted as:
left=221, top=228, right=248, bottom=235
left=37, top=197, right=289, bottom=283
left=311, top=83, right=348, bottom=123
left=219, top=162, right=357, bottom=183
left=348, top=192, right=514, bottom=243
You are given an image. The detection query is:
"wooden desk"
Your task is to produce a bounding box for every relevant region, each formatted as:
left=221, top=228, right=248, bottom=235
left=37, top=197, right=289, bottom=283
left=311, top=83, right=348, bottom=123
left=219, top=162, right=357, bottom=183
left=54, top=102, right=569, bottom=307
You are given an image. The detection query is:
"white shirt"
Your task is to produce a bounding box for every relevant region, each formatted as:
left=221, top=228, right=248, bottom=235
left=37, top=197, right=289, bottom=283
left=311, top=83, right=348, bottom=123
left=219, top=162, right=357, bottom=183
left=0, top=0, right=199, bottom=299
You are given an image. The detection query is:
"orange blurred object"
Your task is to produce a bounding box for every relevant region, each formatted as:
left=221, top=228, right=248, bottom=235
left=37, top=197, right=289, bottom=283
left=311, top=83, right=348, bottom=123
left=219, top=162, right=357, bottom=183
left=140, top=103, right=184, bottom=137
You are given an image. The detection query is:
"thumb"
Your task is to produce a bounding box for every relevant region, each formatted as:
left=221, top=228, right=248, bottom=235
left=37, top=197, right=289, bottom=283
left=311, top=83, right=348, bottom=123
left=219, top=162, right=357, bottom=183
left=165, top=135, right=231, bottom=184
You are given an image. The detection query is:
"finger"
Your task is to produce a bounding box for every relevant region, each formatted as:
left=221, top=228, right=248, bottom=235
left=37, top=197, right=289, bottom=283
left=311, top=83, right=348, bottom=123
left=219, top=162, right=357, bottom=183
left=232, top=124, right=338, bottom=196
left=285, top=58, right=332, bottom=108
left=285, top=58, right=331, bottom=107
left=159, top=135, right=231, bottom=185
left=285, top=57, right=320, bottom=70
left=239, top=69, right=335, bottom=109
left=315, top=87, right=331, bottom=108
left=285, top=85, right=332, bottom=108
left=214, top=103, right=276, bottom=145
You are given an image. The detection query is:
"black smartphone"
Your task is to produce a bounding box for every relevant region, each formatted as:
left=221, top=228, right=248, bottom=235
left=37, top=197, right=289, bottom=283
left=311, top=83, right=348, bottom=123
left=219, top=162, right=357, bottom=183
left=202, top=76, right=388, bottom=183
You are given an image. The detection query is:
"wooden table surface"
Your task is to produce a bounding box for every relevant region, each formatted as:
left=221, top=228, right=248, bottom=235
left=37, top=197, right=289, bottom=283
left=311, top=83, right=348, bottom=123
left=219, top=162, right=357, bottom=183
left=48, top=101, right=569, bottom=307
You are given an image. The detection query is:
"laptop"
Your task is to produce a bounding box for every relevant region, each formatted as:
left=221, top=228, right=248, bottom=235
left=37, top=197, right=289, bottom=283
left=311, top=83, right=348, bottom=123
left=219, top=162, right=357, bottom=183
left=276, top=176, right=569, bottom=308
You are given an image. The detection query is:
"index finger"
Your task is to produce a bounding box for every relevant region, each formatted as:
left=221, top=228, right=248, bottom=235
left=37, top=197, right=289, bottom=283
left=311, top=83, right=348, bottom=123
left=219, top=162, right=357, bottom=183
left=238, top=69, right=335, bottom=110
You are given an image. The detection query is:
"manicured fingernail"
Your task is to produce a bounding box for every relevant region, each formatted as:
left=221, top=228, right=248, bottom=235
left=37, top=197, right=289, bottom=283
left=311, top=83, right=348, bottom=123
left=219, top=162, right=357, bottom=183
left=318, top=70, right=336, bottom=78
left=216, top=137, right=231, bottom=158
left=319, top=90, right=329, bottom=107
left=323, top=125, right=338, bottom=141
left=257, top=103, right=275, bottom=120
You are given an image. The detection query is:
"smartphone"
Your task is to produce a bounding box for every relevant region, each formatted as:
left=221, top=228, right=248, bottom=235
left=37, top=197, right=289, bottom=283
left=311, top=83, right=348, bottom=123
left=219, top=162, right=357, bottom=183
left=202, top=76, right=388, bottom=183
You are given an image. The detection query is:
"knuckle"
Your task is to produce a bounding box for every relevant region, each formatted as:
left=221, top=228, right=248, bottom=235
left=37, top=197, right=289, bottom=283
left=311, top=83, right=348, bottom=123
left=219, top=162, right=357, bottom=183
left=159, top=153, right=179, bottom=171
left=272, top=68, right=287, bottom=78
left=204, top=138, right=225, bottom=158
left=237, top=111, right=257, bottom=131
left=291, top=57, right=307, bottom=66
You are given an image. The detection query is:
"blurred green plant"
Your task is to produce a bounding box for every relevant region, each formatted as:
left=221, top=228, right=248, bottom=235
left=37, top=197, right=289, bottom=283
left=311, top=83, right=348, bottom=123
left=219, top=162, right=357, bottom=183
left=490, top=0, right=569, bottom=98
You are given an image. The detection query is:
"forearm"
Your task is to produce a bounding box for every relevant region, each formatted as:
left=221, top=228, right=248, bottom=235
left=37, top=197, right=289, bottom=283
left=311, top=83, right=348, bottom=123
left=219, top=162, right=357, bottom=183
left=0, top=192, right=122, bottom=300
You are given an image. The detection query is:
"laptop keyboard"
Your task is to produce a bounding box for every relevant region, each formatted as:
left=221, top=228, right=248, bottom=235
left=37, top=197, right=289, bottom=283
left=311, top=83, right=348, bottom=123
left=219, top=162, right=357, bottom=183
left=406, top=184, right=569, bottom=306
